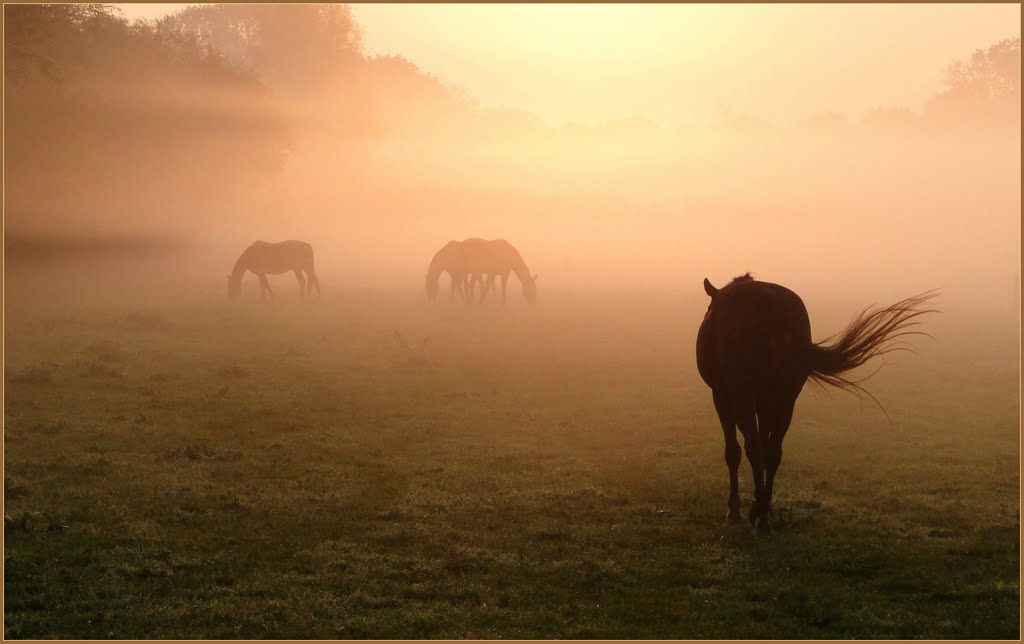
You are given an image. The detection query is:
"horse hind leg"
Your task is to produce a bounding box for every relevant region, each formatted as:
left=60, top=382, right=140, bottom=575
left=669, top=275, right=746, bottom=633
left=450, top=273, right=466, bottom=303
left=294, top=269, right=306, bottom=297
left=713, top=389, right=743, bottom=523
left=476, top=274, right=494, bottom=304
left=482, top=275, right=496, bottom=303
left=303, top=252, right=320, bottom=296
left=735, top=396, right=771, bottom=535
left=759, top=392, right=798, bottom=528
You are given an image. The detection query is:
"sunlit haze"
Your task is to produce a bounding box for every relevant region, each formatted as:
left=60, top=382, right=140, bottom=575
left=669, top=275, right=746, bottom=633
left=118, top=3, right=1020, bottom=125
left=6, top=3, right=1021, bottom=314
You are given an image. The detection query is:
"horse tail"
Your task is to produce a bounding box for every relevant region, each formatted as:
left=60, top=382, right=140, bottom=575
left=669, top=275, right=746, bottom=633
left=806, top=291, right=939, bottom=395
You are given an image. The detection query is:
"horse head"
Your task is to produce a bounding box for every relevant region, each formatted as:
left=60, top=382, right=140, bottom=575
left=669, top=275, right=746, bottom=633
left=227, top=274, right=242, bottom=300
left=523, top=273, right=538, bottom=304
left=425, top=273, right=440, bottom=302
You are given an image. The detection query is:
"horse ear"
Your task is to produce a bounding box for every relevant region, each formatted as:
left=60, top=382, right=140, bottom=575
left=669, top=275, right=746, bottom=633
left=703, top=278, right=718, bottom=297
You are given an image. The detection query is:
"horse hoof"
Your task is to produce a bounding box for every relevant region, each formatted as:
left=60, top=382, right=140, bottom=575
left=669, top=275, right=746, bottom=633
left=755, top=513, right=773, bottom=537
left=725, top=509, right=743, bottom=524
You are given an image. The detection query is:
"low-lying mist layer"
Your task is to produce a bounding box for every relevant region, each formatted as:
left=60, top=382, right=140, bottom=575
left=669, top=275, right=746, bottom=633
left=4, top=5, right=1020, bottom=314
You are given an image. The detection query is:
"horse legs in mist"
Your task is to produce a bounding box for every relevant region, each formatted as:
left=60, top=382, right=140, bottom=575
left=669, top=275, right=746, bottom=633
left=449, top=273, right=460, bottom=303
left=474, top=274, right=497, bottom=304
left=469, top=273, right=486, bottom=303
left=305, top=269, right=321, bottom=296
left=482, top=275, right=497, bottom=303
left=293, top=269, right=306, bottom=297
left=499, top=271, right=510, bottom=304
left=450, top=272, right=471, bottom=303
left=258, top=273, right=274, bottom=302
left=713, top=389, right=743, bottom=523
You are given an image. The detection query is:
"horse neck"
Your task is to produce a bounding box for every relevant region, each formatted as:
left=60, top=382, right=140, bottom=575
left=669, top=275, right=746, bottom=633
left=426, top=246, right=454, bottom=281
left=230, top=254, right=249, bottom=282
left=509, top=253, right=531, bottom=284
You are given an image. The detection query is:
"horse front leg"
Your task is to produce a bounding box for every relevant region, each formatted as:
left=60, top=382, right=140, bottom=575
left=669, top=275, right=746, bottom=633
left=293, top=269, right=306, bottom=297
left=500, top=272, right=509, bottom=305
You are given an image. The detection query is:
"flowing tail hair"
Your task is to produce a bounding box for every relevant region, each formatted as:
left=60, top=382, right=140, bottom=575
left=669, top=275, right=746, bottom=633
left=807, top=290, right=940, bottom=413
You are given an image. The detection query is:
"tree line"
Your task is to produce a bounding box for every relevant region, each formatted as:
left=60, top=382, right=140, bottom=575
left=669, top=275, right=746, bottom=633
left=4, top=4, right=1019, bottom=240
left=4, top=4, right=476, bottom=239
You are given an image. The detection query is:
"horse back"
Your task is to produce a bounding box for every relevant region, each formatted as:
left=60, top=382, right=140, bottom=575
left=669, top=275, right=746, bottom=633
left=457, top=238, right=520, bottom=273
left=242, top=240, right=314, bottom=274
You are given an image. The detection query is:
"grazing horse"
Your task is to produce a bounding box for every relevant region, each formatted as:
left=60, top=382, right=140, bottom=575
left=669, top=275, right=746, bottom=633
left=458, top=238, right=538, bottom=305
left=696, top=274, right=937, bottom=536
left=227, top=240, right=320, bottom=301
left=425, top=238, right=538, bottom=305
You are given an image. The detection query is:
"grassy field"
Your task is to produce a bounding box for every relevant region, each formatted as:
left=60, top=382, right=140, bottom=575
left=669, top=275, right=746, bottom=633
left=3, top=284, right=1019, bottom=639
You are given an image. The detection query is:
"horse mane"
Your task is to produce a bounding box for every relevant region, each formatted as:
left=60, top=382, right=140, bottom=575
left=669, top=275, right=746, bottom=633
left=229, top=248, right=251, bottom=283
left=508, top=246, right=534, bottom=285
left=727, top=272, right=755, bottom=286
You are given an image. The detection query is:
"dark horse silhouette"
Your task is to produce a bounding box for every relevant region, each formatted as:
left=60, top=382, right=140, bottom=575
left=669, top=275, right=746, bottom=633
left=696, top=274, right=937, bottom=536
left=227, top=240, right=320, bottom=301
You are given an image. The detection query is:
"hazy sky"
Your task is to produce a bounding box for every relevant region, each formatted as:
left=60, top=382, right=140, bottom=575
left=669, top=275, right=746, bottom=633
left=116, top=3, right=1019, bottom=126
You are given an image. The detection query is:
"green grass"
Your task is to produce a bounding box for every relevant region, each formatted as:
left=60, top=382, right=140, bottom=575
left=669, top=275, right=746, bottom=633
left=4, top=289, right=1019, bottom=638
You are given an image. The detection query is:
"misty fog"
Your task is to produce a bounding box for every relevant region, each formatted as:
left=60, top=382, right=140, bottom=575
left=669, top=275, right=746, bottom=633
left=4, top=4, right=1020, bottom=316
left=4, top=6, right=1021, bottom=638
